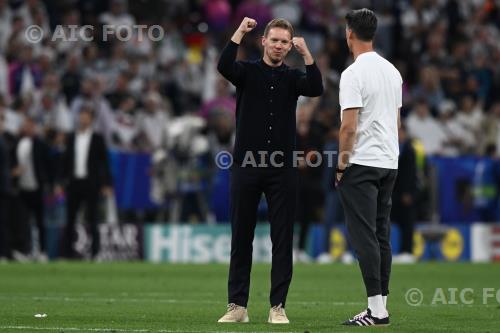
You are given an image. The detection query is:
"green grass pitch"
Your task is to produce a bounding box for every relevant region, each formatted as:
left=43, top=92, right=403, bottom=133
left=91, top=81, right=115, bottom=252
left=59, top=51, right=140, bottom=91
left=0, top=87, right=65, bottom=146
left=0, top=262, right=499, bottom=332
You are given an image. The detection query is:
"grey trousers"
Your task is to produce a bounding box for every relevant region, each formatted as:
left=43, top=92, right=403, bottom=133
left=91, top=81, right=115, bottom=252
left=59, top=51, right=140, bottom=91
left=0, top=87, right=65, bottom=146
left=338, top=164, right=397, bottom=297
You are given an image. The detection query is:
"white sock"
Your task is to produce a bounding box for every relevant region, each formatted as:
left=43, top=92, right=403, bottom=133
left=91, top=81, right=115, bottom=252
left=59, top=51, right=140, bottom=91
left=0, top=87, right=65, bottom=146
left=368, top=295, right=387, bottom=318
left=383, top=295, right=387, bottom=308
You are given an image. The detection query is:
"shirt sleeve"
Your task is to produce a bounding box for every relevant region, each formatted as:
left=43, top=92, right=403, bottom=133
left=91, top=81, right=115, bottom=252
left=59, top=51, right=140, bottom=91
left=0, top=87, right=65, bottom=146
left=295, top=62, right=324, bottom=97
left=339, top=69, right=363, bottom=112
left=397, top=71, right=403, bottom=108
left=217, top=41, right=246, bottom=87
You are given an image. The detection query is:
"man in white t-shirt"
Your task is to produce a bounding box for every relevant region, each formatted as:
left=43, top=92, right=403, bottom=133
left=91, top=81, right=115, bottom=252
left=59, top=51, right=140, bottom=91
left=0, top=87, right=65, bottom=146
left=336, top=9, right=402, bottom=327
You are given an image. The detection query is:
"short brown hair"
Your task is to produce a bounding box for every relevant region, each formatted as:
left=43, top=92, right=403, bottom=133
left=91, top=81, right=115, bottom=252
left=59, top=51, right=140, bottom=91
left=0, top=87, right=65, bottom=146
left=263, top=18, right=294, bottom=38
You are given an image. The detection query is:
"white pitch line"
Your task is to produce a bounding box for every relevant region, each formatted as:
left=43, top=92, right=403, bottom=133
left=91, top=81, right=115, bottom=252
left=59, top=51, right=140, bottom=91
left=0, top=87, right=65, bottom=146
left=0, top=326, right=301, bottom=333
left=4, top=295, right=497, bottom=308
left=0, top=295, right=364, bottom=306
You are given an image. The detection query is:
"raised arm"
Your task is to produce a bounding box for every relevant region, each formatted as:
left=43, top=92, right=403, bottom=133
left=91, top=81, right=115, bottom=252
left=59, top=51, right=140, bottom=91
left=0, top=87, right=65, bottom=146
left=217, top=17, right=257, bottom=87
left=293, top=37, right=323, bottom=97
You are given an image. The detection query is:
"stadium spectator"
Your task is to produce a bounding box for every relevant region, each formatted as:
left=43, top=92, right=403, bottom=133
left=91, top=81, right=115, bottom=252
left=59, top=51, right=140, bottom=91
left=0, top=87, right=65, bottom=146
left=109, top=95, right=139, bottom=151
left=55, top=10, right=89, bottom=57
left=455, top=94, right=484, bottom=152
left=411, top=66, right=445, bottom=112
left=0, top=0, right=13, bottom=55
left=69, top=76, right=114, bottom=142
left=406, top=100, right=446, bottom=155
left=60, top=53, right=83, bottom=105
left=234, top=0, right=272, bottom=26
left=438, top=100, right=474, bottom=156
left=204, top=0, right=232, bottom=32
left=137, top=92, right=170, bottom=152
left=16, top=0, right=49, bottom=30
left=8, top=45, right=43, bottom=98
left=99, top=0, right=135, bottom=28
left=32, top=92, right=71, bottom=135
left=199, top=77, right=235, bottom=126
left=105, top=70, right=131, bottom=110
left=0, top=94, right=20, bottom=138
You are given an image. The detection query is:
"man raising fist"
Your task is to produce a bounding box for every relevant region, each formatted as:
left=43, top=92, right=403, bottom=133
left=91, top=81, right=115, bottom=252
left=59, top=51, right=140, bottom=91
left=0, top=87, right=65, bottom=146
left=217, top=17, right=323, bottom=324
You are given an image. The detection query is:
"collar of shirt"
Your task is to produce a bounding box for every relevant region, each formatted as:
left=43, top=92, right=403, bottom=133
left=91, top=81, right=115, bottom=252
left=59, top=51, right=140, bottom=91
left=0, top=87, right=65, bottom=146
left=77, top=128, right=92, bottom=137
left=355, top=51, right=377, bottom=62
left=259, top=59, right=286, bottom=72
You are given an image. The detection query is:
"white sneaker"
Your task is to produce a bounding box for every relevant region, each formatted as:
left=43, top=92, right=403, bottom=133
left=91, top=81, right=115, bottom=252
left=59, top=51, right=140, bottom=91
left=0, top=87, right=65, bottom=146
left=341, top=252, right=355, bottom=264
left=316, top=252, right=334, bottom=264
left=393, top=253, right=416, bottom=264
left=36, top=252, right=49, bottom=263
left=217, top=303, right=249, bottom=323
left=12, top=250, right=31, bottom=263
left=268, top=303, right=289, bottom=324
left=296, top=250, right=312, bottom=263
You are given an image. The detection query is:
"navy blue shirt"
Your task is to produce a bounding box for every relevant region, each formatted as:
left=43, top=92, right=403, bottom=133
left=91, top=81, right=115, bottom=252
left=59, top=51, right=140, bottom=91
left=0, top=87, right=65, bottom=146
left=217, top=41, right=323, bottom=167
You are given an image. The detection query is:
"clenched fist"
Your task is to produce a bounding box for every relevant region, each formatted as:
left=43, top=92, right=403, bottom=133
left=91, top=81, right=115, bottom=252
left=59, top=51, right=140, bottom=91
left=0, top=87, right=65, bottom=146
left=292, top=37, right=314, bottom=65
left=238, top=17, right=257, bottom=34
left=232, top=17, right=257, bottom=44
left=292, top=37, right=309, bottom=56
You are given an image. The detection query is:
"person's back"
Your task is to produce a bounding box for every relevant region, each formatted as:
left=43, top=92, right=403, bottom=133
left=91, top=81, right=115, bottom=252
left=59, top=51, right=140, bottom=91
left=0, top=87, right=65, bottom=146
left=336, top=8, right=402, bottom=328
left=340, top=52, right=401, bottom=169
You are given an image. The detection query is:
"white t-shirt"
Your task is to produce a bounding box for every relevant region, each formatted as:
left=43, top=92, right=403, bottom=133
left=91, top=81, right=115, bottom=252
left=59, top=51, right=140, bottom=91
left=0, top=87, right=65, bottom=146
left=17, top=137, right=38, bottom=191
left=406, top=113, right=445, bottom=155
left=339, top=51, right=402, bottom=169
left=74, top=129, right=92, bottom=179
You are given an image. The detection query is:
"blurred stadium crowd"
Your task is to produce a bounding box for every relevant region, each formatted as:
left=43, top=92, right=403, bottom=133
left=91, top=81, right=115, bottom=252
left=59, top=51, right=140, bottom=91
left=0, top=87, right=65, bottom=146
left=0, top=0, right=499, bottom=261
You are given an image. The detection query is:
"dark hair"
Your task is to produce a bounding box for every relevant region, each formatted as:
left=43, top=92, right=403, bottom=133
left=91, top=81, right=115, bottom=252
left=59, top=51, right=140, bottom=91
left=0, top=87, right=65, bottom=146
left=264, top=18, right=294, bottom=38
left=80, top=104, right=95, bottom=117
left=345, top=8, right=377, bottom=41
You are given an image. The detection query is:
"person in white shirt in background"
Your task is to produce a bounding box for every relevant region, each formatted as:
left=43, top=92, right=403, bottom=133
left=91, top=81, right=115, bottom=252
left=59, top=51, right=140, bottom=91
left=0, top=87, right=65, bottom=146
left=455, top=94, right=484, bottom=150
left=406, top=100, right=446, bottom=156
left=336, top=8, right=401, bottom=327
left=138, top=92, right=169, bottom=152
left=109, top=96, right=139, bottom=152
left=13, top=116, right=51, bottom=262
left=438, top=99, right=475, bottom=156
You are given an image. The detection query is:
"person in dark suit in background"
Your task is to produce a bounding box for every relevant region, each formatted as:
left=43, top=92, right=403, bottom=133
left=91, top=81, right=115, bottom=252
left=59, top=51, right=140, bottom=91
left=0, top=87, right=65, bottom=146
left=57, top=105, right=112, bottom=259
left=0, top=112, right=11, bottom=260
left=391, top=124, right=418, bottom=264
left=295, top=105, right=324, bottom=263
left=12, top=116, right=52, bottom=261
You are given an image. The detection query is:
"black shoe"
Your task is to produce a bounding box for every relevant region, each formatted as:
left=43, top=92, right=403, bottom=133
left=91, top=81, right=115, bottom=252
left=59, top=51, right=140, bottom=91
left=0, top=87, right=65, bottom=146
left=342, top=308, right=389, bottom=327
